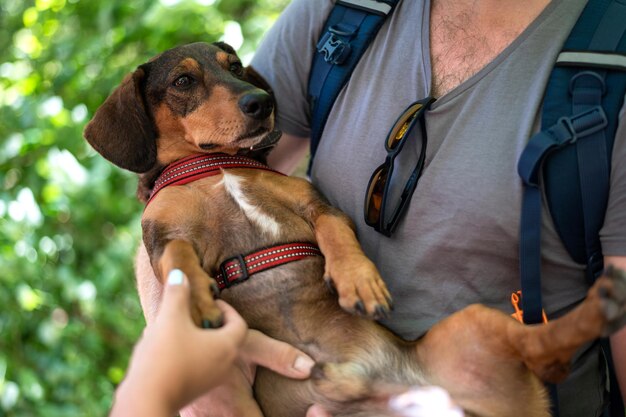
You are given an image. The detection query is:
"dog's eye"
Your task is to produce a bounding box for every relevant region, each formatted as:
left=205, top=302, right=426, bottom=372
left=229, top=62, right=244, bottom=77
left=173, top=75, right=193, bottom=89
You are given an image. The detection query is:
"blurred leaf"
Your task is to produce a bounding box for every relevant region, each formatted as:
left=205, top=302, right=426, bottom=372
left=0, top=0, right=288, bottom=415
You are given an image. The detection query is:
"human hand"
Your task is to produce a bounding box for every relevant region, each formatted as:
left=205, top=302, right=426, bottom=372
left=180, top=327, right=316, bottom=417
left=111, top=269, right=248, bottom=416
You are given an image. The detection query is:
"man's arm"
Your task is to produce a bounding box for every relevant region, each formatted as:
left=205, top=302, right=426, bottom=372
left=267, top=133, right=310, bottom=175
left=605, top=255, right=626, bottom=401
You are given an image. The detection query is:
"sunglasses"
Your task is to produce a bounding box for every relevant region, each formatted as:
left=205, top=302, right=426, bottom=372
left=364, top=97, right=435, bottom=237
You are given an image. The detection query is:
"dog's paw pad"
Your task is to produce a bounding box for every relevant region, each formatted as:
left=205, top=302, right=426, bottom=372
left=201, top=316, right=224, bottom=329
left=191, top=287, right=224, bottom=329
left=354, top=301, right=366, bottom=315
left=324, top=276, right=338, bottom=296
left=597, top=265, right=626, bottom=335
left=374, top=305, right=390, bottom=320
left=197, top=310, right=224, bottom=329
left=602, top=301, right=622, bottom=322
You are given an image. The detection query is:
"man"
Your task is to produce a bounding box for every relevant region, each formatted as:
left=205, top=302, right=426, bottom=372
left=137, top=0, right=626, bottom=415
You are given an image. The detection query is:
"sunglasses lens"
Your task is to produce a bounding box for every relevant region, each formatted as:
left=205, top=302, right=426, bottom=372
left=386, top=102, right=423, bottom=150
left=365, top=97, right=433, bottom=236
left=365, top=165, right=389, bottom=225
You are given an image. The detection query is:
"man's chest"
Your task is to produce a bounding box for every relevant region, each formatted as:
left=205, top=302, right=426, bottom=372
left=428, top=0, right=550, bottom=98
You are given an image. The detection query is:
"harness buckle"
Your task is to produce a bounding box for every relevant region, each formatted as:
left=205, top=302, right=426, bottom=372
left=219, top=254, right=249, bottom=288
left=317, top=26, right=353, bottom=64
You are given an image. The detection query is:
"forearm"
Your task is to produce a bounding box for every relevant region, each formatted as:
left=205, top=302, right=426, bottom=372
left=110, top=378, right=177, bottom=417
left=266, top=132, right=309, bottom=175
left=605, top=256, right=626, bottom=400
left=610, top=328, right=626, bottom=400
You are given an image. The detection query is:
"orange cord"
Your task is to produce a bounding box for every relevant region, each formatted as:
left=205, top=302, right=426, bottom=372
left=510, top=291, right=548, bottom=324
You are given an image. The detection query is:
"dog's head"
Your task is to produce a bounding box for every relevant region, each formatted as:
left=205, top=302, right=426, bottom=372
left=83, top=42, right=277, bottom=173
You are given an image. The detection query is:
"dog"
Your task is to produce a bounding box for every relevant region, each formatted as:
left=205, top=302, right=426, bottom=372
left=84, top=42, right=626, bottom=417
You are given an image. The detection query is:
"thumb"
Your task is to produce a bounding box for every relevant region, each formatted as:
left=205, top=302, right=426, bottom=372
left=159, top=269, right=191, bottom=318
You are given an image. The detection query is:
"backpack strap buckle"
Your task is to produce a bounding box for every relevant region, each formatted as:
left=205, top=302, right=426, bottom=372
left=317, top=25, right=355, bottom=64
left=557, top=106, right=608, bottom=144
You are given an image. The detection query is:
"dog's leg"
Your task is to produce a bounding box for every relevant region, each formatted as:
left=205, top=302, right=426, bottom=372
left=414, top=267, right=626, bottom=417
left=159, top=239, right=223, bottom=328
left=313, top=211, right=392, bottom=319
left=267, top=176, right=392, bottom=318
left=510, top=265, right=626, bottom=382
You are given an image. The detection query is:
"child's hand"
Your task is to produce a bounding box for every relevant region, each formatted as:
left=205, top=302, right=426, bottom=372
left=112, top=269, right=248, bottom=416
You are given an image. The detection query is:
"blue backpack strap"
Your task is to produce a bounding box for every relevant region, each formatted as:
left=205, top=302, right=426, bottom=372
left=543, top=0, right=626, bottom=283
left=307, top=0, right=400, bottom=166
left=518, top=0, right=626, bottom=323
left=518, top=0, right=626, bottom=414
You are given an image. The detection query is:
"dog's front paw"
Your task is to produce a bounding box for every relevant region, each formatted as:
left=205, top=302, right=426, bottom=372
left=185, top=269, right=224, bottom=328
left=325, top=255, right=392, bottom=320
left=597, top=265, right=626, bottom=336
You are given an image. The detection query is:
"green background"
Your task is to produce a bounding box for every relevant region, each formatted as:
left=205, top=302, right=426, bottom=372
left=0, top=0, right=288, bottom=415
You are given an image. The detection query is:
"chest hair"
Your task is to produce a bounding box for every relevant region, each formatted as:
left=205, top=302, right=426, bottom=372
left=429, top=0, right=550, bottom=98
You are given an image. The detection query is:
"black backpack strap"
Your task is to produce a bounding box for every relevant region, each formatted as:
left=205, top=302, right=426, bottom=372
left=517, top=0, right=626, bottom=414
left=307, top=0, right=400, bottom=167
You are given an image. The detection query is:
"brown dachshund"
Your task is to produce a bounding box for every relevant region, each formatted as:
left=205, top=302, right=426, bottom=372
left=84, top=42, right=626, bottom=417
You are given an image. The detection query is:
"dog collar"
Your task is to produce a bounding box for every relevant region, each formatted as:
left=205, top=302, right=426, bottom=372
left=147, top=153, right=283, bottom=204
left=215, top=243, right=322, bottom=290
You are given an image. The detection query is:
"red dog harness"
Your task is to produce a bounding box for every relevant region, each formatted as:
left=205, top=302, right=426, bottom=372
left=148, top=153, right=282, bottom=204
left=148, top=153, right=323, bottom=290
left=215, top=243, right=322, bottom=290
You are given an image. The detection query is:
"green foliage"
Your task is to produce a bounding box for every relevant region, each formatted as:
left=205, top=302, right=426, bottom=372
left=0, top=0, right=287, bottom=415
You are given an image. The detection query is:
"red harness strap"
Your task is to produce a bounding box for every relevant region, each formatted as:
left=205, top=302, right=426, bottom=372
left=147, top=153, right=284, bottom=205
left=146, top=154, right=321, bottom=290
left=216, top=243, right=322, bottom=290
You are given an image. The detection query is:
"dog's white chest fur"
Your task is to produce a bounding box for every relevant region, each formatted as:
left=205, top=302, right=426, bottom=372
left=219, top=172, right=281, bottom=238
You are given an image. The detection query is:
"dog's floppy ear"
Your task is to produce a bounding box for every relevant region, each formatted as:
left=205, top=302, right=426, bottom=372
left=84, top=67, right=157, bottom=173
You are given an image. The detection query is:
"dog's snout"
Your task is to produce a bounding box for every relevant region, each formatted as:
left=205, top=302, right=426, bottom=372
left=238, top=92, right=273, bottom=120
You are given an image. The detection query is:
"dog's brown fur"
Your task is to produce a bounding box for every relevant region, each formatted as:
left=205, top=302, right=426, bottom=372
left=84, top=42, right=626, bottom=417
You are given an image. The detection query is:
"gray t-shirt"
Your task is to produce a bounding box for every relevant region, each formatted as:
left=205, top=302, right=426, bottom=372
left=251, top=0, right=626, bottom=415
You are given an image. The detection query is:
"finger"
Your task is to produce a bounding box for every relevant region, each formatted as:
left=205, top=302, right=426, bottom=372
left=213, top=300, right=248, bottom=343
left=158, top=269, right=191, bottom=319
left=240, top=330, right=315, bottom=379
left=306, top=404, right=333, bottom=417
left=180, top=378, right=265, bottom=417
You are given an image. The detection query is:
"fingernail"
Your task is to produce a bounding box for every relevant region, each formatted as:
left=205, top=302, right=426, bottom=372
left=167, top=269, right=184, bottom=285
left=293, top=355, right=315, bottom=374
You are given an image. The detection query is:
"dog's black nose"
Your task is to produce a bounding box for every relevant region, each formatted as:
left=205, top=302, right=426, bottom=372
left=238, top=92, right=274, bottom=120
